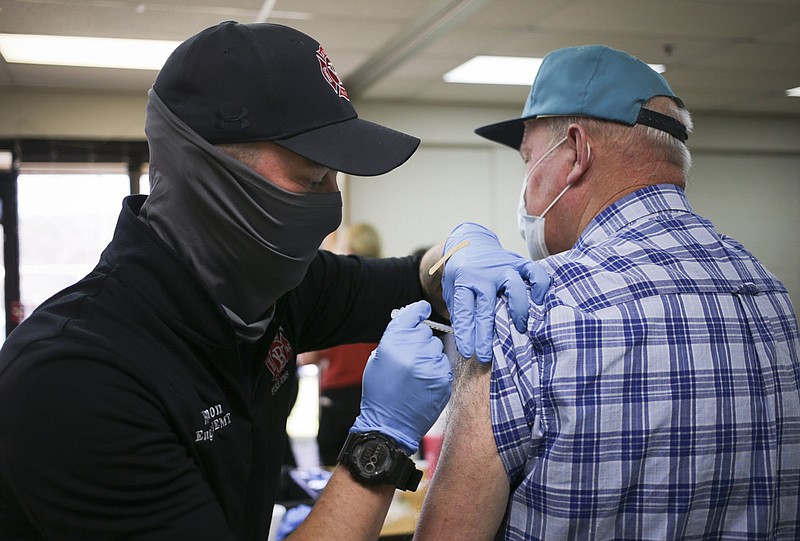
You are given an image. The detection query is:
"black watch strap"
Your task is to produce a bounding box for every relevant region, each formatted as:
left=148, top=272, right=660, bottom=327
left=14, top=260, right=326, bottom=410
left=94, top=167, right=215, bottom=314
left=392, top=452, right=424, bottom=492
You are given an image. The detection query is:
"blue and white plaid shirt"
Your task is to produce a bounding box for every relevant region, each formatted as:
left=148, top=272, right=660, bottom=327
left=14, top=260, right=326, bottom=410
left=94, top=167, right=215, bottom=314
left=491, top=184, right=800, bottom=540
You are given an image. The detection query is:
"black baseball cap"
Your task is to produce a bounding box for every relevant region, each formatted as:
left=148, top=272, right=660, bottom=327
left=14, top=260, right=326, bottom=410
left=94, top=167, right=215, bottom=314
left=153, top=21, right=420, bottom=176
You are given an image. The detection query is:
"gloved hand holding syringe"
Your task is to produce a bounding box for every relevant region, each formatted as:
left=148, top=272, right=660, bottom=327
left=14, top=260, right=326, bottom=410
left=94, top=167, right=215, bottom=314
left=390, top=308, right=453, bottom=334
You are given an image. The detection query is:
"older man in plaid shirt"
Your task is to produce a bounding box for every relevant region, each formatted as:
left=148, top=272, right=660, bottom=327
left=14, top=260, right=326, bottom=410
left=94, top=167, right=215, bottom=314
left=415, top=46, right=800, bottom=540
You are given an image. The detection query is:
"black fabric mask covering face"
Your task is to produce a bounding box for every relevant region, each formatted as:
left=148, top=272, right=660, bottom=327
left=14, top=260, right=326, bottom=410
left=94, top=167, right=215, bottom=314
left=140, top=89, right=343, bottom=331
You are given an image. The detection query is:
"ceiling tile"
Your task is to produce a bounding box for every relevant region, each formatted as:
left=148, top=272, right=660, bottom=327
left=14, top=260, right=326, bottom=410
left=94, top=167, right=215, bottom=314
left=0, top=0, right=797, bottom=116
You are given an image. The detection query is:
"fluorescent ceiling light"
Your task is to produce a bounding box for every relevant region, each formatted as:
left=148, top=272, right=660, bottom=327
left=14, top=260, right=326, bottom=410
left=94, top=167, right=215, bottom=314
left=0, top=33, right=181, bottom=70
left=444, top=56, right=544, bottom=85
left=444, top=55, right=666, bottom=86
left=787, top=87, right=800, bottom=97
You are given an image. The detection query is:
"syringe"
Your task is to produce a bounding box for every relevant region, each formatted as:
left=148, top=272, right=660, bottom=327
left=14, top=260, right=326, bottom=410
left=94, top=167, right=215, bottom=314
left=390, top=308, right=454, bottom=334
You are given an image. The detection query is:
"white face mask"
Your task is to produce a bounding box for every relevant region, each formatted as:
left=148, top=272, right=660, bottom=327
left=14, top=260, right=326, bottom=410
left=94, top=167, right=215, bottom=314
left=517, top=136, right=570, bottom=260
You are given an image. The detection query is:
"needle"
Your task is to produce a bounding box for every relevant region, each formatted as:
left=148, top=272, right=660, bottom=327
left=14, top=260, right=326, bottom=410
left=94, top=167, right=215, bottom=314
left=390, top=309, right=454, bottom=334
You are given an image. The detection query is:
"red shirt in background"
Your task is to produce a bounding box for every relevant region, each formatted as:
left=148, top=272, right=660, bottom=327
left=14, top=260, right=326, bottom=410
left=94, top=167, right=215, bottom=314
left=317, top=342, right=377, bottom=390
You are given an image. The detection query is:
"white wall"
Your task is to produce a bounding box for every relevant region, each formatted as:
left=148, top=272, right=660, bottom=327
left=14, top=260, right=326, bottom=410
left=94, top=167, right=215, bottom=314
left=349, top=102, right=528, bottom=257
left=1, top=91, right=798, bottom=309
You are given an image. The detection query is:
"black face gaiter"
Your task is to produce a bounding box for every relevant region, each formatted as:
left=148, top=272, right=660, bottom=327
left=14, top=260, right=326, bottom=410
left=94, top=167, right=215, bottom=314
left=140, top=89, right=343, bottom=330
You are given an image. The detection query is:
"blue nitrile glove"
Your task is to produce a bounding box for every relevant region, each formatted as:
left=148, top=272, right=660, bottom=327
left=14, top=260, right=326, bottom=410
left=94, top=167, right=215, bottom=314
left=442, top=222, right=551, bottom=363
left=350, top=300, right=452, bottom=455
left=276, top=504, right=312, bottom=540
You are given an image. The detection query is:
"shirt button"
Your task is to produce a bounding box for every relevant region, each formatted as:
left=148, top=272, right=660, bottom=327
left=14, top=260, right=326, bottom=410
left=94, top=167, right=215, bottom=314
left=733, top=282, right=759, bottom=295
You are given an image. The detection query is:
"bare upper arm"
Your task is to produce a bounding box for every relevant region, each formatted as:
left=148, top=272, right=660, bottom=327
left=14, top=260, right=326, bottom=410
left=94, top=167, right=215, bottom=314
left=414, top=357, right=509, bottom=540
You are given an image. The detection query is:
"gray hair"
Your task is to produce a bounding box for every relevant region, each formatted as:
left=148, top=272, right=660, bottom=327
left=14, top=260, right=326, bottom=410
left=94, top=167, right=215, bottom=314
left=540, top=97, right=694, bottom=180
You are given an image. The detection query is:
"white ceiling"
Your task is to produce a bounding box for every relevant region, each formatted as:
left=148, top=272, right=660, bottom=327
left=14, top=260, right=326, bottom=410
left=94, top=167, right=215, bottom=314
left=0, top=0, right=798, bottom=117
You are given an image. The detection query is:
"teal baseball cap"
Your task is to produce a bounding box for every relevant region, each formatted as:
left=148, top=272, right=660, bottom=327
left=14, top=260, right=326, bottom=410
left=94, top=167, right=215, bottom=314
left=475, top=45, right=688, bottom=149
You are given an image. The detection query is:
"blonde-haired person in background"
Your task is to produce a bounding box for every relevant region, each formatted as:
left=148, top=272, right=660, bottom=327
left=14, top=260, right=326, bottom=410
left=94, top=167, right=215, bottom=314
left=341, top=223, right=382, bottom=259
left=298, top=223, right=384, bottom=465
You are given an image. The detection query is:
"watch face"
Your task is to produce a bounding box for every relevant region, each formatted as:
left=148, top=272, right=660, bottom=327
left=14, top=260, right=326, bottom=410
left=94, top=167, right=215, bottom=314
left=351, top=439, right=393, bottom=479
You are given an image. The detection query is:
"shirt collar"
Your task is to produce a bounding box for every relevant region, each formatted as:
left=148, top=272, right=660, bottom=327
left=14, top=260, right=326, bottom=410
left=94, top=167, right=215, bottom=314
left=576, top=184, right=694, bottom=250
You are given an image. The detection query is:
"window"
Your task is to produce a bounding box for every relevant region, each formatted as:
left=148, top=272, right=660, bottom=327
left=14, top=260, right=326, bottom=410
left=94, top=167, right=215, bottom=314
left=17, top=168, right=130, bottom=315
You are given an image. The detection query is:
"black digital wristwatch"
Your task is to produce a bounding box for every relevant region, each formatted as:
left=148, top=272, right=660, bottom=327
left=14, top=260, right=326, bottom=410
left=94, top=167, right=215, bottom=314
left=337, top=431, right=423, bottom=492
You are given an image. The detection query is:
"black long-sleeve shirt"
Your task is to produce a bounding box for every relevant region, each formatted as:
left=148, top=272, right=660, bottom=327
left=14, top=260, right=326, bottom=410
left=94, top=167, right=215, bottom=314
left=0, top=195, right=424, bottom=540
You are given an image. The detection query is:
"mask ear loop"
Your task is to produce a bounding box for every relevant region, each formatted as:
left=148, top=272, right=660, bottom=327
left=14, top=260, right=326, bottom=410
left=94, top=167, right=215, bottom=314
left=539, top=139, right=586, bottom=219
left=539, top=183, right=572, bottom=219
left=521, top=135, right=568, bottom=210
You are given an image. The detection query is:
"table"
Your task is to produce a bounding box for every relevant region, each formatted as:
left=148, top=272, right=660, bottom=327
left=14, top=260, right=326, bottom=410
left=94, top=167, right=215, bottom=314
left=379, top=468, right=430, bottom=539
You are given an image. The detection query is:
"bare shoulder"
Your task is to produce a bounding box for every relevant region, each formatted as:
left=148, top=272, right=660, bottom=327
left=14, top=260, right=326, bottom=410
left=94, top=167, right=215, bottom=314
left=415, top=356, right=508, bottom=540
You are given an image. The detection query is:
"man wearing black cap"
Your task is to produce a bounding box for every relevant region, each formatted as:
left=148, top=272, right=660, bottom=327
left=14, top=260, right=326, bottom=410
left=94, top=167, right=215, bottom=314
left=416, top=45, right=800, bottom=540
left=0, top=22, right=551, bottom=540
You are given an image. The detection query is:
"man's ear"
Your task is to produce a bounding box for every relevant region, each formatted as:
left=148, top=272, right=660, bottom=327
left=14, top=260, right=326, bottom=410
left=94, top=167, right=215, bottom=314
left=566, top=124, right=592, bottom=186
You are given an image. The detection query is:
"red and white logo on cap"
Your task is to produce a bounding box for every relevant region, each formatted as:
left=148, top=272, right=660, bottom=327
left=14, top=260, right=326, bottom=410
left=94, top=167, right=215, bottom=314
left=265, top=329, right=292, bottom=381
left=316, top=46, right=350, bottom=101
